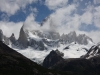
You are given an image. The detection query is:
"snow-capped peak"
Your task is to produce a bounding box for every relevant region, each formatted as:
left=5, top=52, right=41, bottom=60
left=82, top=44, right=100, bottom=59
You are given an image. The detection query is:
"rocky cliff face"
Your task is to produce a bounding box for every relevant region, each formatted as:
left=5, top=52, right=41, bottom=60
left=76, top=34, right=93, bottom=45
left=60, top=31, right=93, bottom=45
left=31, top=30, right=60, bottom=40
left=17, top=25, right=47, bottom=50
left=9, top=33, right=16, bottom=44
left=0, top=29, right=9, bottom=45
left=18, top=25, right=28, bottom=48
left=0, top=29, right=3, bottom=41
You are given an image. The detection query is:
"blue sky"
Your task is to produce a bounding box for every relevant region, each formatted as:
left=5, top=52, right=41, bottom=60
left=0, top=0, right=52, bottom=23
left=0, top=0, right=95, bottom=23
left=0, top=0, right=100, bottom=43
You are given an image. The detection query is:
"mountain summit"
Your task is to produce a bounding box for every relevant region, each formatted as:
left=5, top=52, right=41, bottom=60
left=0, top=25, right=94, bottom=50
left=18, top=25, right=28, bottom=48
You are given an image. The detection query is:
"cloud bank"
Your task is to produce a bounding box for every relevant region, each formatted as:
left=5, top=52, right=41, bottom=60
left=45, top=0, right=68, bottom=10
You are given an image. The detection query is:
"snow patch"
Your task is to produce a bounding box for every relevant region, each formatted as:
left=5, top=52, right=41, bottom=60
left=28, top=31, right=42, bottom=41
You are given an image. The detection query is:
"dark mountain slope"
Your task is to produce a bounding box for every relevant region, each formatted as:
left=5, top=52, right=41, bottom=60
left=49, top=52, right=100, bottom=75
left=43, top=50, right=64, bottom=68
left=42, top=46, right=100, bottom=75
left=0, top=41, right=72, bottom=75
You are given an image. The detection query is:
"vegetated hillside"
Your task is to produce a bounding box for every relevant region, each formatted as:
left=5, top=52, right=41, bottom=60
left=0, top=41, right=73, bottom=75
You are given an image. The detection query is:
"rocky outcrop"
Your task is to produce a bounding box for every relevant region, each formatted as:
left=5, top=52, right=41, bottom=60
left=18, top=25, right=28, bottom=48
left=60, top=31, right=93, bottom=45
left=28, top=39, right=47, bottom=50
left=0, top=29, right=9, bottom=45
left=9, top=33, right=16, bottom=44
left=31, top=30, right=60, bottom=40
left=3, top=36, right=9, bottom=45
left=76, top=34, right=93, bottom=45
left=0, top=29, right=3, bottom=41
left=17, top=25, right=47, bottom=50
left=43, top=50, right=64, bottom=68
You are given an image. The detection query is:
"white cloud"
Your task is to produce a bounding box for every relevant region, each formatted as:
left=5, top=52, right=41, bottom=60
left=80, top=4, right=100, bottom=29
left=93, top=0, right=100, bottom=4
left=29, top=7, right=38, bottom=13
left=93, top=6, right=100, bottom=28
left=45, top=0, right=68, bottom=10
left=24, top=13, right=40, bottom=30
left=87, top=31, right=100, bottom=43
left=81, top=11, right=93, bottom=25
left=42, top=4, right=79, bottom=34
left=0, top=0, right=38, bottom=15
left=0, top=21, right=23, bottom=39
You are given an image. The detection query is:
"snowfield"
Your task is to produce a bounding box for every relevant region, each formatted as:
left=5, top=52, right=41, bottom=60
left=11, top=41, right=94, bottom=64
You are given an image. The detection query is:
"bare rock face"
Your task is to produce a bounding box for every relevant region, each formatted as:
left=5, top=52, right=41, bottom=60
left=9, top=33, right=16, bottom=44
left=60, top=31, right=93, bottom=45
left=67, top=31, right=77, bottom=43
left=0, top=29, right=3, bottom=41
left=76, top=34, right=93, bottom=45
left=3, top=36, right=9, bottom=45
left=17, top=25, right=47, bottom=50
left=28, top=39, right=47, bottom=50
left=18, top=25, right=28, bottom=48
left=31, top=30, right=60, bottom=40
left=0, top=29, right=9, bottom=45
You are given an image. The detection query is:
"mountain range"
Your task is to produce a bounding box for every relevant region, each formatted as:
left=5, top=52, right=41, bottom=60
left=1, top=17, right=100, bottom=75
left=0, top=24, right=93, bottom=49
left=0, top=24, right=94, bottom=64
